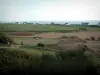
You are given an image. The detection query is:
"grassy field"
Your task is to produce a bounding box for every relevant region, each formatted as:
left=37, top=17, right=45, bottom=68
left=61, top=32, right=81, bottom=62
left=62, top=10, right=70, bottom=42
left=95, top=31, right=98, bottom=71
left=13, top=38, right=58, bottom=45
left=0, top=24, right=100, bottom=32
left=0, top=47, right=99, bottom=75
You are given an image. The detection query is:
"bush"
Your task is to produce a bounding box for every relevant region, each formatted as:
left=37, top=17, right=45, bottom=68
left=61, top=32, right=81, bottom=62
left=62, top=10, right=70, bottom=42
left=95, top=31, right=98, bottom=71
left=97, top=37, right=100, bottom=41
left=79, top=28, right=87, bottom=30
left=21, top=41, right=23, bottom=45
left=90, top=36, right=95, bottom=41
left=41, top=53, right=55, bottom=61
left=58, top=51, right=76, bottom=60
left=37, top=43, right=45, bottom=48
left=0, top=32, right=15, bottom=44
left=57, top=50, right=85, bottom=60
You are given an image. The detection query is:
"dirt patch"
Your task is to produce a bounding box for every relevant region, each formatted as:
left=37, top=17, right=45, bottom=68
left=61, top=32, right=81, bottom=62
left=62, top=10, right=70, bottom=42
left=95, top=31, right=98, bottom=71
left=86, top=41, right=100, bottom=53
left=58, top=36, right=85, bottom=43
left=32, top=31, right=100, bottom=39
left=64, top=31, right=100, bottom=40
left=33, top=32, right=64, bottom=38
left=57, top=42, right=85, bottom=51
left=8, top=31, right=100, bottom=52
left=15, top=32, right=33, bottom=36
left=60, top=36, right=69, bottom=39
left=55, top=36, right=86, bottom=51
left=56, top=35, right=100, bottom=52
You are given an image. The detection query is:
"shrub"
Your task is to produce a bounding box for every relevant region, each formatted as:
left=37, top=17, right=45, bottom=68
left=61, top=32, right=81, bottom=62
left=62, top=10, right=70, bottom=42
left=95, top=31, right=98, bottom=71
left=59, top=52, right=76, bottom=60
left=90, top=36, right=95, bottom=41
left=57, top=50, right=86, bottom=60
left=0, top=32, right=15, bottom=44
left=79, top=28, right=87, bottom=30
left=58, top=51, right=77, bottom=60
left=97, top=37, right=100, bottom=41
left=41, top=53, right=55, bottom=61
left=21, top=41, right=23, bottom=45
left=37, top=43, right=45, bottom=48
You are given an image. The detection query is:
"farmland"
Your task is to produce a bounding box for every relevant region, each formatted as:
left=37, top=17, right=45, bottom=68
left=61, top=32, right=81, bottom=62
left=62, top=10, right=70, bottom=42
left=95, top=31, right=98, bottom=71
left=0, top=24, right=100, bottom=32
left=0, top=24, right=100, bottom=74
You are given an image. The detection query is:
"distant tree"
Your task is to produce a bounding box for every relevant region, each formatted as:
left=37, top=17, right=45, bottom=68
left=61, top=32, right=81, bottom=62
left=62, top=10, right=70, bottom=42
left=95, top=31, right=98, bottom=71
left=23, top=22, right=26, bottom=24
left=89, top=25, right=99, bottom=27
left=35, top=23, right=39, bottom=24
left=15, top=22, right=19, bottom=24
left=51, top=22, right=54, bottom=25
left=98, top=22, right=100, bottom=25
left=81, top=22, right=89, bottom=25
left=65, top=22, right=68, bottom=25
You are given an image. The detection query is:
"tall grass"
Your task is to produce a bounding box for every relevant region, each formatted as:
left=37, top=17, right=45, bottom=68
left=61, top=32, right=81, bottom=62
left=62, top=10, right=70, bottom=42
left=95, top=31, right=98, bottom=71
left=0, top=48, right=99, bottom=75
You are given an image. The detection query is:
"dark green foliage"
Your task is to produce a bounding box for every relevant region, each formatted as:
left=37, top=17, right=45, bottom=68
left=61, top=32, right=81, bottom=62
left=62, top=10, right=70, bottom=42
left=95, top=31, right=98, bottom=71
left=41, top=53, right=55, bottom=61
left=0, top=48, right=99, bottom=75
left=59, top=51, right=76, bottom=60
left=0, top=33, right=14, bottom=44
left=21, top=41, right=23, bottom=45
left=58, top=50, right=85, bottom=60
left=79, top=28, right=87, bottom=30
left=37, top=43, right=45, bottom=48
left=89, top=25, right=100, bottom=27
left=0, top=48, right=19, bottom=74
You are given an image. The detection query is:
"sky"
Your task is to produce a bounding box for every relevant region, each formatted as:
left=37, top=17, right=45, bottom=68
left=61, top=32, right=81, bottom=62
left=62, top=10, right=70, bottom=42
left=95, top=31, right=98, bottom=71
left=0, top=0, right=100, bottom=22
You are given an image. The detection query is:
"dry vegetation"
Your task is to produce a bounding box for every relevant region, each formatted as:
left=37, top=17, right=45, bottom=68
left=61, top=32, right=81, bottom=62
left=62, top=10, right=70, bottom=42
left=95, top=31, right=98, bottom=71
left=0, top=30, right=100, bottom=75
left=56, top=36, right=85, bottom=51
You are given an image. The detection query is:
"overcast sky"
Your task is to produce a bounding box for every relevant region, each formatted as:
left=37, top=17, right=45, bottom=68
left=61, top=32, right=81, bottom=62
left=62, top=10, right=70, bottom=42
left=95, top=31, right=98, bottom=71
left=0, top=0, right=100, bottom=22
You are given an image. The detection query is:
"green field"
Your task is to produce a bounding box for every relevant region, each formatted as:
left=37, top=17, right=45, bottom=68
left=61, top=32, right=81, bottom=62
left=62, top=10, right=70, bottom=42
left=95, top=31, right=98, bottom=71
left=13, top=37, right=58, bottom=45
left=0, top=24, right=100, bottom=32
